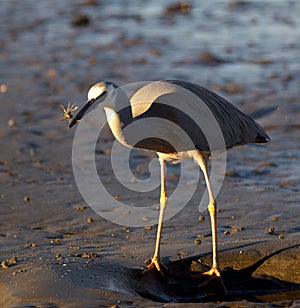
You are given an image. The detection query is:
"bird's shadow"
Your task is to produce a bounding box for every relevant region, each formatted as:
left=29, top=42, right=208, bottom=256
left=127, top=244, right=300, bottom=303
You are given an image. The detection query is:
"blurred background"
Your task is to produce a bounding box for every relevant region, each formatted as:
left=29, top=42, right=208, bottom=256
left=1, top=0, right=299, bottom=210
left=1, top=0, right=299, bottom=101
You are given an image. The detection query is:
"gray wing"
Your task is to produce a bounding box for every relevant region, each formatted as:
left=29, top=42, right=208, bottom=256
left=167, top=80, right=270, bottom=149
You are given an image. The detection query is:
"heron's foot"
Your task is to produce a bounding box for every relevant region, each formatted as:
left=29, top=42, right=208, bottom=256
left=146, top=257, right=168, bottom=274
left=201, top=267, right=227, bottom=293
left=202, top=267, right=221, bottom=277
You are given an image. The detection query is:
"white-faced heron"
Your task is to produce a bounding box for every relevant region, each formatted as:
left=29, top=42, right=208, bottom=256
left=68, top=80, right=270, bottom=278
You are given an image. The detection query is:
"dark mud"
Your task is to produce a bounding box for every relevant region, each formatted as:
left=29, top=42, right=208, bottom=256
left=1, top=242, right=299, bottom=307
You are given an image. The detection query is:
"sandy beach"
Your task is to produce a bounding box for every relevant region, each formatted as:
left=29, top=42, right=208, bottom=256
left=0, top=1, right=299, bottom=307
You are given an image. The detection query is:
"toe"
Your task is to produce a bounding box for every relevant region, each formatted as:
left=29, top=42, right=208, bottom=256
left=202, top=268, right=221, bottom=277
left=147, top=257, right=162, bottom=271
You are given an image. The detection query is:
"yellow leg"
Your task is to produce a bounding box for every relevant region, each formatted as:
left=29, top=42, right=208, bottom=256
left=195, top=152, right=220, bottom=277
left=205, top=199, right=220, bottom=276
left=148, top=158, right=167, bottom=272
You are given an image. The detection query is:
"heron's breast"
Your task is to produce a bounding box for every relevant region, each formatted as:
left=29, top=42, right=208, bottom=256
left=104, top=107, right=200, bottom=154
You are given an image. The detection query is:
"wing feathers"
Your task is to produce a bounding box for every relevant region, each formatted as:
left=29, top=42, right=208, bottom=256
left=168, top=80, right=270, bottom=148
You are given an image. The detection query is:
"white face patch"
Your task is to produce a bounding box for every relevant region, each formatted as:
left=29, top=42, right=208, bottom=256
left=87, top=82, right=106, bottom=101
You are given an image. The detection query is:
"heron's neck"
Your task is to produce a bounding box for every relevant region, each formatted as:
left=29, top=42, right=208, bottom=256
left=111, top=89, right=133, bottom=127
left=104, top=107, right=132, bottom=148
left=117, top=105, right=133, bottom=127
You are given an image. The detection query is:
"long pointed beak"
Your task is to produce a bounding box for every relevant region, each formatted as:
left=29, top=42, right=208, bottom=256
left=69, top=99, right=95, bottom=128
left=69, top=90, right=108, bottom=128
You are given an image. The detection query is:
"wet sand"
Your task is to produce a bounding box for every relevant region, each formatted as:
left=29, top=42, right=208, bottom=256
left=0, top=1, right=300, bottom=307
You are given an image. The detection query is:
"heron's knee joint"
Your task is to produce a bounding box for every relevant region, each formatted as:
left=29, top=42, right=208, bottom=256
left=160, top=195, right=168, bottom=206
left=208, top=200, right=217, bottom=214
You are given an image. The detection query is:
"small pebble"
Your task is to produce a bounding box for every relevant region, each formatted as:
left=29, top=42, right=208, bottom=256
left=0, top=84, right=7, bottom=93
left=278, top=234, right=284, bottom=239
left=198, top=215, right=205, bottom=221
left=50, top=239, right=61, bottom=245
left=25, top=242, right=37, bottom=248
left=223, top=230, right=230, bottom=235
left=8, top=119, right=15, bottom=127
left=232, top=227, right=244, bottom=233
left=114, top=195, right=122, bottom=201
left=164, top=2, right=191, bottom=16
left=23, top=196, right=30, bottom=202
left=76, top=205, right=87, bottom=211
left=268, top=227, right=275, bottom=235
left=71, top=13, right=90, bottom=26
left=69, top=245, right=81, bottom=250
left=45, top=68, right=57, bottom=79
left=87, top=217, right=94, bottom=223
left=272, top=216, right=278, bottom=222
left=194, top=239, right=201, bottom=245
left=8, top=256, right=17, bottom=264
left=13, top=269, right=26, bottom=275
left=177, top=251, right=188, bottom=259
left=225, top=170, right=236, bottom=177
left=82, top=252, right=99, bottom=259
left=144, top=225, right=153, bottom=231
left=56, top=253, right=62, bottom=259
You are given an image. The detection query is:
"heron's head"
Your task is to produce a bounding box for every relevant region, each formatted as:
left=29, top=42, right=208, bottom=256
left=69, top=81, right=117, bottom=128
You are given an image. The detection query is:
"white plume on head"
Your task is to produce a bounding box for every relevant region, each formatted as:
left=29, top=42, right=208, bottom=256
left=87, top=82, right=107, bottom=101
